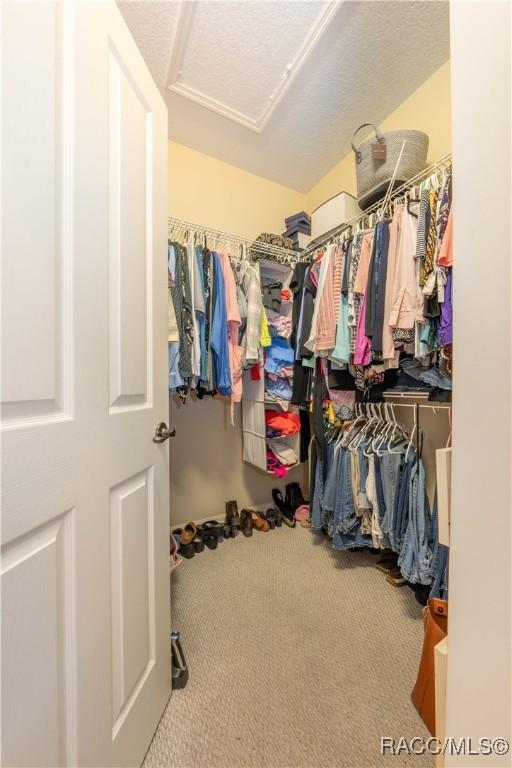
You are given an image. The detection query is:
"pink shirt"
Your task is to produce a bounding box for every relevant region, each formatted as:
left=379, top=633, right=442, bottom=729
left=315, top=245, right=337, bottom=351
left=219, top=253, right=242, bottom=402
left=353, top=234, right=373, bottom=366
left=438, top=208, right=453, bottom=267
left=389, top=208, right=419, bottom=329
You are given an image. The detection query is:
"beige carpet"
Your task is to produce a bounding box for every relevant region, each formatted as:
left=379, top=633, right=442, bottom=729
left=143, top=525, right=434, bottom=768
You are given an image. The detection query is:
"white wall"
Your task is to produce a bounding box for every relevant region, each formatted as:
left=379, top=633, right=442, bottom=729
left=446, top=2, right=511, bottom=763
left=169, top=399, right=306, bottom=526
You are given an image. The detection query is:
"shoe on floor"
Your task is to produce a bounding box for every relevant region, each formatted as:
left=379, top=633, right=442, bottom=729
left=260, top=509, right=277, bottom=529
left=172, top=523, right=198, bottom=559
left=198, top=520, right=224, bottom=540
left=172, top=522, right=197, bottom=546
left=285, top=482, right=307, bottom=512
left=294, top=504, right=310, bottom=523
left=225, top=500, right=241, bottom=529
left=375, top=552, right=399, bottom=574
left=202, top=532, right=218, bottom=550
left=240, top=509, right=253, bottom=537
left=272, top=489, right=295, bottom=527
left=251, top=511, right=270, bottom=532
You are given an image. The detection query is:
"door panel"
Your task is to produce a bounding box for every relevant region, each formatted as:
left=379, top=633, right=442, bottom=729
left=1, top=2, right=170, bottom=766
left=110, top=469, right=155, bottom=735
left=2, top=1, right=72, bottom=423
left=108, top=44, right=153, bottom=412
left=1, top=511, right=75, bottom=768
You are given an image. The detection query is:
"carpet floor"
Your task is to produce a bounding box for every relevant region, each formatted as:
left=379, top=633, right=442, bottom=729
left=143, top=525, right=433, bottom=768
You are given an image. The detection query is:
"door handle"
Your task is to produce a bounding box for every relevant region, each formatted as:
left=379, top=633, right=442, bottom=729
left=153, top=422, right=176, bottom=443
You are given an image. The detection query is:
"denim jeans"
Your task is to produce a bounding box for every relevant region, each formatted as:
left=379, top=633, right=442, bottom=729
left=398, top=458, right=433, bottom=584
left=311, top=453, right=325, bottom=530
left=380, top=450, right=404, bottom=550
left=429, top=492, right=449, bottom=598
left=332, top=526, right=372, bottom=550
left=374, top=456, right=391, bottom=549
left=320, top=446, right=337, bottom=513
left=393, top=454, right=413, bottom=551
left=333, top=448, right=360, bottom=535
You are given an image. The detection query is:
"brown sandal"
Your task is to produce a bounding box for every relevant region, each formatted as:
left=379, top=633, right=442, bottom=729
left=251, top=511, right=270, bottom=532
left=172, top=522, right=197, bottom=546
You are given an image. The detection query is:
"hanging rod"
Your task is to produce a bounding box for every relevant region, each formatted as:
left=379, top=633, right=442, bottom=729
left=385, top=401, right=452, bottom=410
left=168, top=216, right=304, bottom=265
left=301, top=152, right=452, bottom=258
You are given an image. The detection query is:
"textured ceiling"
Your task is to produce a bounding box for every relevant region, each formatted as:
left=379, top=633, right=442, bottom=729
left=118, top=0, right=450, bottom=192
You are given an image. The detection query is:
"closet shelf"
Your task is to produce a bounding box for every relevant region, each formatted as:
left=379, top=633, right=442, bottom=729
left=383, top=390, right=432, bottom=400
left=168, top=216, right=303, bottom=265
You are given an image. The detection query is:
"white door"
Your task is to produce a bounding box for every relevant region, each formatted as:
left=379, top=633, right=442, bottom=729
left=1, top=2, right=170, bottom=766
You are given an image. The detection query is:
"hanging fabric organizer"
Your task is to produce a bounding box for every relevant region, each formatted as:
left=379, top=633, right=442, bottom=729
left=241, top=258, right=302, bottom=474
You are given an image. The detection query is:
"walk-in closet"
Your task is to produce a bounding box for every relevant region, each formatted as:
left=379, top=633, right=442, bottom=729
left=2, top=1, right=510, bottom=767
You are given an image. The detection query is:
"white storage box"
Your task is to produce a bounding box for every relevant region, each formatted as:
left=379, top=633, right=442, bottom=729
left=311, top=191, right=361, bottom=240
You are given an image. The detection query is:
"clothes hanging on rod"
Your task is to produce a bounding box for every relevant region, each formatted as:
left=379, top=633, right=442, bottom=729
left=309, top=402, right=449, bottom=598
left=168, top=221, right=305, bottom=468
left=290, top=160, right=453, bottom=404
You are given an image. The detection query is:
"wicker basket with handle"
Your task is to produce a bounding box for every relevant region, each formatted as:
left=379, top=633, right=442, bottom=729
left=351, top=123, right=429, bottom=210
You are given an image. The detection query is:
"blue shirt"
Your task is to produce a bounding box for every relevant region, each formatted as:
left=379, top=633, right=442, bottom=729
left=264, top=337, right=294, bottom=375
left=195, top=246, right=207, bottom=383
left=168, top=244, right=184, bottom=390
left=210, top=252, right=232, bottom=396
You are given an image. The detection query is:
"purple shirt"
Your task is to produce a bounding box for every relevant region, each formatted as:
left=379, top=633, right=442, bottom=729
left=438, top=268, right=453, bottom=346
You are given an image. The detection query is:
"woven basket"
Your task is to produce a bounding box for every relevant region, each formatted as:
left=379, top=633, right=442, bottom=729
left=351, top=123, right=429, bottom=210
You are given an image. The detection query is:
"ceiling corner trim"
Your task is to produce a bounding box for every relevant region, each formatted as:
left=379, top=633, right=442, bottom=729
left=166, top=1, right=197, bottom=86
left=166, top=0, right=343, bottom=134
left=255, top=0, right=343, bottom=131
left=170, top=81, right=260, bottom=131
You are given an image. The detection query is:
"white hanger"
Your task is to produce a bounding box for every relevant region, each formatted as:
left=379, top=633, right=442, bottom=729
left=387, top=403, right=408, bottom=454
left=404, top=406, right=417, bottom=461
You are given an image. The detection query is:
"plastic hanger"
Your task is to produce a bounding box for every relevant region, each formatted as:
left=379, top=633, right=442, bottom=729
left=373, top=403, right=393, bottom=455
left=404, top=407, right=417, bottom=461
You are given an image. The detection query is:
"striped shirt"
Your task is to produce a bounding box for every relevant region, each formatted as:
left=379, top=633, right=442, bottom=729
left=332, top=246, right=344, bottom=323
left=314, top=244, right=337, bottom=352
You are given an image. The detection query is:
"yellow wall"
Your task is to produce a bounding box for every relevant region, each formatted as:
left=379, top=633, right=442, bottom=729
left=168, top=141, right=307, bottom=239
left=306, top=60, right=452, bottom=211
left=167, top=143, right=307, bottom=526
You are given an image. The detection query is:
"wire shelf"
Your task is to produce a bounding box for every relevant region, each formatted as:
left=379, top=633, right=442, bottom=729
left=301, top=152, right=452, bottom=258
left=168, top=216, right=303, bottom=265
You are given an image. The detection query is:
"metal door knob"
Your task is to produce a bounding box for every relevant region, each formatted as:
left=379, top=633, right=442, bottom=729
left=153, top=422, right=175, bottom=443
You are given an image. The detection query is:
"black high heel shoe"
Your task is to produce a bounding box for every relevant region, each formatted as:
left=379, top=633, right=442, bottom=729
left=272, top=489, right=295, bottom=527
left=285, top=482, right=307, bottom=512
